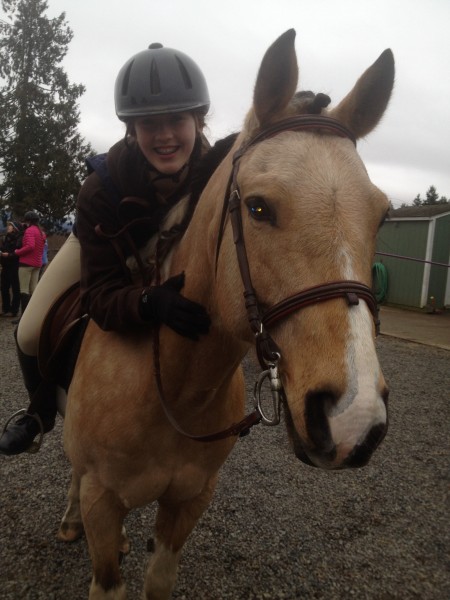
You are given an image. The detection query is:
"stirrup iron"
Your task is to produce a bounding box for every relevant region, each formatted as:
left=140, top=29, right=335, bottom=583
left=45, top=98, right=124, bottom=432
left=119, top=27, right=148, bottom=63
left=2, top=408, right=44, bottom=454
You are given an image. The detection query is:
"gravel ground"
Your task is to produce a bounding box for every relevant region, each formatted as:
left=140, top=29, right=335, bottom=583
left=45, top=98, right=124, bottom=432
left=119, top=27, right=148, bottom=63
left=0, top=319, right=449, bottom=600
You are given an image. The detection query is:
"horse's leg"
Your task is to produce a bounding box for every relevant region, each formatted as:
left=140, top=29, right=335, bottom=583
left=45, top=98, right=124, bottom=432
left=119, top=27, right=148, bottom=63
left=144, top=476, right=217, bottom=600
left=79, top=474, right=128, bottom=600
left=57, top=470, right=130, bottom=554
left=57, top=469, right=84, bottom=542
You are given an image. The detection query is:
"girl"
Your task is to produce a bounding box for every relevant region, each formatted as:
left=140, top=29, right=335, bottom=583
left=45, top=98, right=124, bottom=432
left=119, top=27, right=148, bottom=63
left=10, top=211, right=46, bottom=320
left=0, top=43, right=211, bottom=455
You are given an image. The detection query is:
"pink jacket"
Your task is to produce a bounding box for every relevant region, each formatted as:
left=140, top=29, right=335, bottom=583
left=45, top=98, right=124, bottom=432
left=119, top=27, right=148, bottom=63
left=15, top=224, right=46, bottom=268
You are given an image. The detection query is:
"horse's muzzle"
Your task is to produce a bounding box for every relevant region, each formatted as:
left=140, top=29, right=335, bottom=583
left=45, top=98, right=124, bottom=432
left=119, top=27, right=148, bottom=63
left=284, top=389, right=388, bottom=470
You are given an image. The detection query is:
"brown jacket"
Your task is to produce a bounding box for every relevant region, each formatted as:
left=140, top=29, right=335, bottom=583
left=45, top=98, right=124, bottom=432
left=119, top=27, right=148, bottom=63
left=76, top=138, right=202, bottom=332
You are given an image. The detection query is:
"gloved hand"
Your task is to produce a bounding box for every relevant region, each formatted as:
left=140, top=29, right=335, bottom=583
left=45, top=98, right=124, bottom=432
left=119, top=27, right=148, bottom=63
left=140, top=273, right=211, bottom=340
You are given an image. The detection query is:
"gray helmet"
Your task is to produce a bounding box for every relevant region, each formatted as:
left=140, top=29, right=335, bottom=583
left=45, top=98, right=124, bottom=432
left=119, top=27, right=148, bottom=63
left=24, top=210, right=39, bottom=223
left=114, top=43, right=210, bottom=121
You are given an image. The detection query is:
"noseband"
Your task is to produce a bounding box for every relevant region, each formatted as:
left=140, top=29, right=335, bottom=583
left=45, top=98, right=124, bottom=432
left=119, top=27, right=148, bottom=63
left=219, top=115, right=379, bottom=370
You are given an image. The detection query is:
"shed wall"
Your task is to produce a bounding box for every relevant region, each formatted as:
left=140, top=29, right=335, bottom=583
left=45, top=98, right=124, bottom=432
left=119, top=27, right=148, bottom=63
left=428, top=214, right=450, bottom=307
left=376, top=221, right=429, bottom=307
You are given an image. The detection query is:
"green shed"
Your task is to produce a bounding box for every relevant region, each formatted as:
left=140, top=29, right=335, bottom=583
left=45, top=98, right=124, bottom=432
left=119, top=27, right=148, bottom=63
left=375, top=205, right=450, bottom=309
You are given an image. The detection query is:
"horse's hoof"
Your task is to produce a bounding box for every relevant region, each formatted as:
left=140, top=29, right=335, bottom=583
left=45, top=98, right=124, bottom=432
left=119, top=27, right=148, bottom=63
left=57, top=521, right=84, bottom=542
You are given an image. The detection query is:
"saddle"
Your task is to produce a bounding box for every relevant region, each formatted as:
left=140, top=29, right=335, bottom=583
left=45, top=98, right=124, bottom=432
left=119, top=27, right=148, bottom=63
left=38, top=282, right=89, bottom=391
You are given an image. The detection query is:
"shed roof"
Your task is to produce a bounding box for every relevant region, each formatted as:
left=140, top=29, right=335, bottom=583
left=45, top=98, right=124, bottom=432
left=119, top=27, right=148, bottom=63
left=390, top=204, right=450, bottom=219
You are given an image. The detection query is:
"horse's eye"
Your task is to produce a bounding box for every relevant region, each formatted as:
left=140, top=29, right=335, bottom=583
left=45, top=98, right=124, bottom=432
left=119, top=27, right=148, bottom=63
left=246, top=197, right=275, bottom=224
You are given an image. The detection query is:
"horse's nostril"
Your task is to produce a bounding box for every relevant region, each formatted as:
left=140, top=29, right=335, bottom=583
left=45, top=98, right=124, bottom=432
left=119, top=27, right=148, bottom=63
left=344, top=423, right=387, bottom=468
left=305, top=389, right=337, bottom=453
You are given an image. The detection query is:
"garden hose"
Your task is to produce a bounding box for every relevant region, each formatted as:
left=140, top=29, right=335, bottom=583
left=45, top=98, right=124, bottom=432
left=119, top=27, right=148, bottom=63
left=372, top=262, right=388, bottom=303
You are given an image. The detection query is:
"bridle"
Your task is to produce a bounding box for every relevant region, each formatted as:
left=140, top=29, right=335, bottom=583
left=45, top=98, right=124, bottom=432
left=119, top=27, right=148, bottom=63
left=223, top=116, right=379, bottom=365
left=154, top=115, right=380, bottom=442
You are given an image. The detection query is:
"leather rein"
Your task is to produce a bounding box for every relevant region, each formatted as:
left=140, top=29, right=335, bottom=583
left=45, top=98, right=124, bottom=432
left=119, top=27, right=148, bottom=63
left=154, top=115, right=379, bottom=442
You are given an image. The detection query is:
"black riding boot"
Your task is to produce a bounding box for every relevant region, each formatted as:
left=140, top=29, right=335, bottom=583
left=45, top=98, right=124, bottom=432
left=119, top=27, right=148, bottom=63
left=0, top=343, right=57, bottom=456
left=20, top=292, right=30, bottom=314
left=11, top=293, right=30, bottom=325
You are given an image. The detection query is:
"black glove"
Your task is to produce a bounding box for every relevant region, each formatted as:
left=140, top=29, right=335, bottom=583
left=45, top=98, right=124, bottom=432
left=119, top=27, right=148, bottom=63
left=140, top=273, right=210, bottom=340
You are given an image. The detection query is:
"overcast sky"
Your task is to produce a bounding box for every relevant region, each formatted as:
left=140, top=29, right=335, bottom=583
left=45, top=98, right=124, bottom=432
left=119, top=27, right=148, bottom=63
left=3, top=0, right=450, bottom=207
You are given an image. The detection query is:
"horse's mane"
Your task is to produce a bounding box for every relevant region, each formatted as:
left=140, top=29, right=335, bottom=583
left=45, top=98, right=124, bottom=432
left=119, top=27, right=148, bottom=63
left=243, top=90, right=332, bottom=137
left=292, top=91, right=331, bottom=114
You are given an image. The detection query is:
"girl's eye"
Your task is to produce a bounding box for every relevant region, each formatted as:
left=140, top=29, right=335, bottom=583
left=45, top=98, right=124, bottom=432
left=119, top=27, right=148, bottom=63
left=246, top=198, right=275, bottom=224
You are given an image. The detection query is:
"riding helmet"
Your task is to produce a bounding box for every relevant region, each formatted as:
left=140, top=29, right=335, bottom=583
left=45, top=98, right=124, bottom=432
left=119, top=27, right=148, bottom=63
left=114, top=43, right=210, bottom=121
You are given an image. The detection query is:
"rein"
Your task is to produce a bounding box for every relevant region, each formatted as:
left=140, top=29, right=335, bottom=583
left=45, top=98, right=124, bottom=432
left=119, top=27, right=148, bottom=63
left=153, top=115, right=379, bottom=442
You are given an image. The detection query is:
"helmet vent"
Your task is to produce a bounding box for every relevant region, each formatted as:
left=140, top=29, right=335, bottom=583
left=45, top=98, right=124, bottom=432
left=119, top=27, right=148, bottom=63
left=150, top=59, right=161, bottom=95
left=121, top=60, right=134, bottom=96
left=175, top=56, right=193, bottom=90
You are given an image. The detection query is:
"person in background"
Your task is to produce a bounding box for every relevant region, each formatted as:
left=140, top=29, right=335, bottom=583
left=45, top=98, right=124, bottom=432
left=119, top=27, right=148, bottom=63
left=11, top=211, right=46, bottom=324
left=0, top=43, right=211, bottom=456
left=0, top=221, right=22, bottom=318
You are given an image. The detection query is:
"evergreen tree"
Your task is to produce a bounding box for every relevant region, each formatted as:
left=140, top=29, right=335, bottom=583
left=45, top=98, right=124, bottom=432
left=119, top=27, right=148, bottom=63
left=411, top=186, right=449, bottom=206
left=424, top=185, right=439, bottom=205
left=0, top=0, right=93, bottom=230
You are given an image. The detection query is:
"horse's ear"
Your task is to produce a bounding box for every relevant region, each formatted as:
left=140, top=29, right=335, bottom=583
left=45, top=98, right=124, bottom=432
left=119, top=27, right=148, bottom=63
left=253, top=29, right=298, bottom=125
left=329, top=49, right=395, bottom=139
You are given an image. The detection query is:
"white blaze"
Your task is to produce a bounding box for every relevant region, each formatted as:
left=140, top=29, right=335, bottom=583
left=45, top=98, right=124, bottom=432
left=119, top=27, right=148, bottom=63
left=328, top=249, right=386, bottom=455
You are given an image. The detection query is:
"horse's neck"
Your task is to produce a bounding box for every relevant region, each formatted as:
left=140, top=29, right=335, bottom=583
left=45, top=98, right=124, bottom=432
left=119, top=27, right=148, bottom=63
left=170, top=156, right=230, bottom=304
left=161, top=167, right=249, bottom=400
left=158, top=329, right=246, bottom=419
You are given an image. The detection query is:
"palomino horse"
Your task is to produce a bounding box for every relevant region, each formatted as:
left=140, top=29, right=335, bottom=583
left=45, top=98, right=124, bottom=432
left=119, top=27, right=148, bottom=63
left=59, top=30, right=394, bottom=599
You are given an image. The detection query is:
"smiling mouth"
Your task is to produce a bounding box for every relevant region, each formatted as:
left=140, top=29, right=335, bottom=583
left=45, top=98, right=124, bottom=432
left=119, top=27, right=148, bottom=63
left=155, top=146, right=179, bottom=156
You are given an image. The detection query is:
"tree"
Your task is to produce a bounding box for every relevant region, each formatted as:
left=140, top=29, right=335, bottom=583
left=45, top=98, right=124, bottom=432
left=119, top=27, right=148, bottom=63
left=411, top=186, right=449, bottom=206
left=0, top=0, right=93, bottom=230
left=424, top=185, right=439, bottom=205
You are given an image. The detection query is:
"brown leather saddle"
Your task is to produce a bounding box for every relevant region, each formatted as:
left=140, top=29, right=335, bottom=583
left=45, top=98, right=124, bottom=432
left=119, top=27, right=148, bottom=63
left=38, top=282, right=89, bottom=391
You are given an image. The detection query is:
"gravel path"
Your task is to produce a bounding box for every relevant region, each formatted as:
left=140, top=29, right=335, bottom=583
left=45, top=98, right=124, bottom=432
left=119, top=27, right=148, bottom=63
left=0, top=319, right=449, bottom=599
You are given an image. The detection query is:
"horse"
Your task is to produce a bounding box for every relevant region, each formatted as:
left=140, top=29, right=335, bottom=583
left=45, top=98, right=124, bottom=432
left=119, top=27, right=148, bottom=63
left=58, top=29, right=394, bottom=599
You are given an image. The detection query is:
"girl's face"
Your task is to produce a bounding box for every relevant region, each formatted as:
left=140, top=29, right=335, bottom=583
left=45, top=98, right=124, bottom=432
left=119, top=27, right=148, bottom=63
left=133, top=112, right=197, bottom=175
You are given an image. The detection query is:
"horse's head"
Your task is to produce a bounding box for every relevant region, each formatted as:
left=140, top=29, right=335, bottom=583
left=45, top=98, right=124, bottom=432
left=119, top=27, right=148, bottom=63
left=214, top=30, right=394, bottom=470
